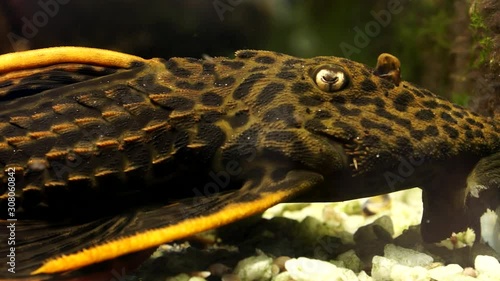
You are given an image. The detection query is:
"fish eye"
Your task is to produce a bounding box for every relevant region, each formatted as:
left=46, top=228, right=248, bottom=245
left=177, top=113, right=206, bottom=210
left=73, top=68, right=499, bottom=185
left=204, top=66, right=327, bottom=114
left=312, top=65, right=349, bottom=92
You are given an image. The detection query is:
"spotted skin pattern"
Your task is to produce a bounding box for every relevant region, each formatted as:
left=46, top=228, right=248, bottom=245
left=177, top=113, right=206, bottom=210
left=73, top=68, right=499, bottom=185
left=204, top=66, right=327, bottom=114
left=0, top=47, right=498, bottom=279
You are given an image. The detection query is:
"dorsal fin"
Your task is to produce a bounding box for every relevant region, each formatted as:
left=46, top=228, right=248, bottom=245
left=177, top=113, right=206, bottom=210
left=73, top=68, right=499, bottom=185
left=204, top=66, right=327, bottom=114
left=0, top=47, right=147, bottom=101
left=0, top=46, right=146, bottom=73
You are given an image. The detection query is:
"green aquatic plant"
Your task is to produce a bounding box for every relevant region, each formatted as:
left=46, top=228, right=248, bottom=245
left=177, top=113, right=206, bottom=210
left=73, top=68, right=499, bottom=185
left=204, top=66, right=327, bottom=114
left=469, top=3, right=494, bottom=68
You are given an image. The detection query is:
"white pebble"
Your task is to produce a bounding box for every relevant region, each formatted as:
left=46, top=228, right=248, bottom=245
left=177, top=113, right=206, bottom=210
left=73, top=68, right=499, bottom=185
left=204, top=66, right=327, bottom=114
left=384, top=244, right=434, bottom=267
left=390, top=264, right=430, bottom=281
left=357, top=271, right=373, bottom=281
left=188, top=277, right=207, bottom=281
left=428, top=264, right=463, bottom=280
left=371, top=256, right=397, bottom=280
left=435, top=275, right=477, bottom=281
left=480, top=207, right=500, bottom=253
left=273, top=271, right=292, bottom=281
left=233, top=254, right=274, bottom=281
left=285, top=257, right=358, bottom=281
left=475, top=255, right=500, bottom=272
left=475, top=255, right=500, bottom=280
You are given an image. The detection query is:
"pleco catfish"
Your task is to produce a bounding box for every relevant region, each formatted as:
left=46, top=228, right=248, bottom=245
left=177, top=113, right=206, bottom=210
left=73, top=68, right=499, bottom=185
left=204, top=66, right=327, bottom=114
left=0, top=47, right=498, bottom=280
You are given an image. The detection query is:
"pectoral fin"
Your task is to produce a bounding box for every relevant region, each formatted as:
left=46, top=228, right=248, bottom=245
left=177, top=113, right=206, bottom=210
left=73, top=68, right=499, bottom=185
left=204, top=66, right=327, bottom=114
left=421, top=153, right=500, bottom=243
left=465, top=152, right=500, bottom=244
left=0, top=170, right=323, bottom=280
left=466, top=152, right=500, bottom=208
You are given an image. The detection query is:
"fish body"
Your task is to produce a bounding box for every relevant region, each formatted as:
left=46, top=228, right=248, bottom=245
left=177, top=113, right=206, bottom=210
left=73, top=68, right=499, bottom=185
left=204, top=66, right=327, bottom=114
left=0, top=47, right=498, bottom=280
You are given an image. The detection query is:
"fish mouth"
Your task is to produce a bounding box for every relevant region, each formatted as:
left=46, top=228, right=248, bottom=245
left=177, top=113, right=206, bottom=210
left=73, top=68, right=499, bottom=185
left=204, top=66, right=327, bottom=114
left=310, top=129, right=358, bottom=172
left=309, top=130, right=353, bottom=174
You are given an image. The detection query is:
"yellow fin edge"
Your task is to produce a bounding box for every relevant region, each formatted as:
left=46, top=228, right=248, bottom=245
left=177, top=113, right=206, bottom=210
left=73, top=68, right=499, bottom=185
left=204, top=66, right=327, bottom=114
left=0, top=46, right=146, bottom=73
left=32, top=189, right=296, bottom=275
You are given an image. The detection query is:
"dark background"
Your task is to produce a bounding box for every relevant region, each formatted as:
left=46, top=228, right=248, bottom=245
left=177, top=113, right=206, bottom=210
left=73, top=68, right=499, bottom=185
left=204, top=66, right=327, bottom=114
left=0, top=0, right=492, bottom=107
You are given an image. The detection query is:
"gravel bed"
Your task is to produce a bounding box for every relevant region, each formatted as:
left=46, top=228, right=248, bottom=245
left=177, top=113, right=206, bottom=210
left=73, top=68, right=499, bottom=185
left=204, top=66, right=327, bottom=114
left=128, top=188, right=500, bottom=281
